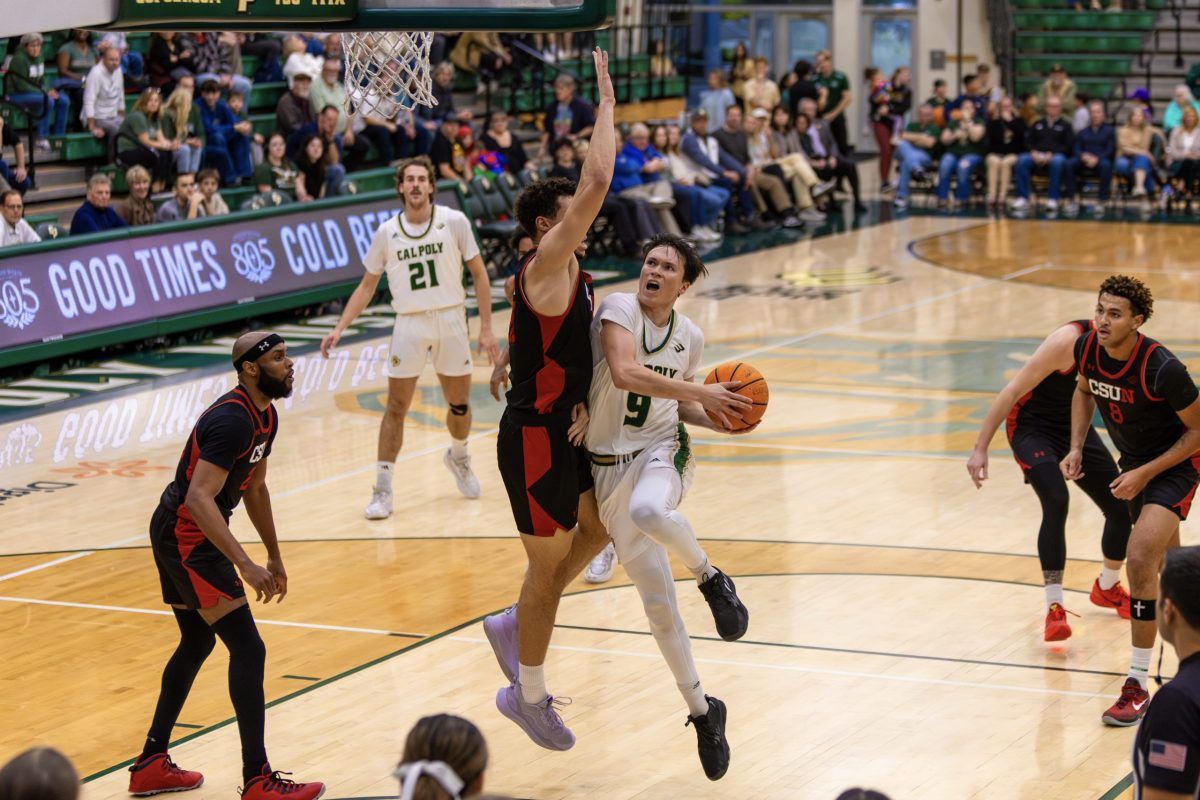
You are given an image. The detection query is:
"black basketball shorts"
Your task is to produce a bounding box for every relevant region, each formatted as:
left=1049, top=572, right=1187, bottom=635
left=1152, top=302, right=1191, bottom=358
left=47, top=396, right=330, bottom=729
left=1129, top=456, right=1200, bottom=521
left=1008, top=425, right=1118, bottom=484
left=497, top=408, right=594, bottom=537
left=149, top=503, right=245, bottom=610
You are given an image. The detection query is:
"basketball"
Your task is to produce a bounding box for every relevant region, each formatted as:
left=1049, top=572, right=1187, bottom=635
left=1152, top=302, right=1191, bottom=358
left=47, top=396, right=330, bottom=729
left=704, top=362, right=768, bottom=430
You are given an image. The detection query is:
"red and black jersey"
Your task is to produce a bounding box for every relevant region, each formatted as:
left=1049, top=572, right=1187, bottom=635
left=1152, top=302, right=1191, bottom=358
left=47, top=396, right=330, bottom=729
left=159, top=385, right=279, bottom=520
left=1076, top=331, right=1200, bottom=467
left=1007, top=320, right=1093, bottom=438
left=505, top=249, right=595, bottom=416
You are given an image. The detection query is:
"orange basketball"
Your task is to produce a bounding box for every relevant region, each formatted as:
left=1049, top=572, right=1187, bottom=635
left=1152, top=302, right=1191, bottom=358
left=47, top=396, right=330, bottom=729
left=704, top=362, right=768, bottom=430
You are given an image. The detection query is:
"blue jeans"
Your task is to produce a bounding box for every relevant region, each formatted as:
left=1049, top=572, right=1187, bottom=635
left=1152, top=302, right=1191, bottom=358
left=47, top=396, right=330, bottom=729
left=196, top=73, right=253, bottom=100
left=1068, top=155, right=1113, bottom=201
left=122, top=51, right=145, bottom=80
left=713, top=174, right=755, bottom=221
left=0, top=160, right=31, bottom=195
left=692, top=183, right=729, bottom=226
left=204, top=131, right=253, bottom=184
left=173, top=143, right=204, bottom=175
left=1115, top=155, right=1155, bottom=192
left=1015, top=152, right=1068, bottom=200
left=895, top=141, right=932, bottom=199
left=325, top=163, right=347, bottom=197
left=9, top=91, right=69, bottom=137
left=937, top=152, right=982, bottom=201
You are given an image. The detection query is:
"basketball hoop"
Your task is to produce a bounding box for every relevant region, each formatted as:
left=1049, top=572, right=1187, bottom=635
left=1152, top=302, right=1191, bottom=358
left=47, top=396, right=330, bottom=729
left=341, top=31, right=437, bottom=119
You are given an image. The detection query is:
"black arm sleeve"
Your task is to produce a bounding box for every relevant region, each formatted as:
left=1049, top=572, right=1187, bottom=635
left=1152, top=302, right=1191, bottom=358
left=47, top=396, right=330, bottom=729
left=196, top=409, right=254, bottom=471
left=1138, top=686, right=1200, bottom=793
left=1153, top=356, right=1200, bottom=412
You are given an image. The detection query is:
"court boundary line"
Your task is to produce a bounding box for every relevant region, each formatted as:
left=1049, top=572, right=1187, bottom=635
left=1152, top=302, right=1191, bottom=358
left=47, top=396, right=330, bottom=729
left=0, top=551, right=93, bottom=582
left=1098, top=773, right=1133, bottom=800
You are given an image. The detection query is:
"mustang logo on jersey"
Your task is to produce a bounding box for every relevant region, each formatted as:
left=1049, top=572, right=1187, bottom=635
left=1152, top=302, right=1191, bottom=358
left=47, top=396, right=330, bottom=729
left=393, top=242, right=445, bottom=262
left=1089, top=378, right=1134, bottom=404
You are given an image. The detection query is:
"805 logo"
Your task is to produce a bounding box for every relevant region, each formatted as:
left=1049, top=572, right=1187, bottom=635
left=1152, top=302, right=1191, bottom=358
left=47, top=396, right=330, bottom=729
left=0, top=268, right=40, bottom=330
left=231, top=231, right=277, bottom=285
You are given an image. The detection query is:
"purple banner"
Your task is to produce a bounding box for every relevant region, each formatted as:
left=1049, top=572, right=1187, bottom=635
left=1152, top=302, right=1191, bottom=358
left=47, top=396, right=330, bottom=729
left=0, top=196, right=404, bottom=350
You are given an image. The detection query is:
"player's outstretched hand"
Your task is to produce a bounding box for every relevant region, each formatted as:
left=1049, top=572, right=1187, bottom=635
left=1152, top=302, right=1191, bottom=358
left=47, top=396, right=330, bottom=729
left=593, top=48, right=615, bottom=106
left=1110, top=467, right=1150, bottom=501
left=240, top=561, right=276, bottom=603
left=966, top=448, right=989, bottom=489
left=266, top=556, right=288, bottom=603
left=319, top=329, right=341, bottom=359
left=568, top=402, right=590, bottom=446
left=697, top=380, right=751, bottom=424
left=478, top=328, right=501, bottom=366
left=489, top=350, right=510, bottom=401
left=1059, top=449, right=1084, bottom=482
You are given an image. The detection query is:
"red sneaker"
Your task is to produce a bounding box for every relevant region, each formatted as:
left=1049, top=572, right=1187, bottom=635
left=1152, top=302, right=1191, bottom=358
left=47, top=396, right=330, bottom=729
left=1044, top=603, right=1074, bottom=642
left=1102, top=677, right=1150, bottom=726
left=128, top=753, right=203, bottom=796
left=1090, top=578, right=1132, bottom=619
left=240, top=769, right=325, bottom=800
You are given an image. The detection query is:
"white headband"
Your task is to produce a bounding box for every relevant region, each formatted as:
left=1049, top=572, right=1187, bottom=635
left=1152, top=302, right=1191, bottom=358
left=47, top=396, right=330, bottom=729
left=394, top=760, right=464, bottom=800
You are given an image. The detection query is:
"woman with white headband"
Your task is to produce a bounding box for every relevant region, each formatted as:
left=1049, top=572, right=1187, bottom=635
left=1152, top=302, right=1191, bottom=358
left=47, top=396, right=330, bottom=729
left=395, top=715, right=488, bottom=800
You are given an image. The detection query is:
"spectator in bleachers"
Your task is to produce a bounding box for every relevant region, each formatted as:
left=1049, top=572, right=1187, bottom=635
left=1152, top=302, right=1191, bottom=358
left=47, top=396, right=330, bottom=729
left=716, top=105, right=803, bottom=225
left=416, top=62, right=473, bottom=136
left=99, top=32, right=145, bottom=87
left=194, top=31, right=253, bottom=100
left=241, top=33, right=284, bottom=80
left=197, top=168, right=230, bottom=215
left=653, top=124, right=725, bottom=241
left=198, top=79, right=253, bottom=185
left=0, top=189, right=38, bottom=246
left=479, top=109, right=526, bottom=174
left=163, top=78, right=204, bottom=176
left=893, top=104, right=942, bottom=209
left=865, top=67, right=894, bottom=190
left=0, top=747, right=79, bottom=800
left=1037, top=64, right=1077, bottom=114
left=746, top=108, right=823, bottom=222
left=936, top=98, right=986, bottom=207
left=255, top=132, right=299, bottom=195
left=355, top=88, right=428, bottom=164
left=985, top=95, right=1026, bottom=210
left=295, top=132, right=344, bottom=199
left=226, top=90, right=264, bottom=166
left=786, top=60, right=822, bottom=121
left=277, top=72, right=316, bottom=155
left=83, top=44, right=125, bottom=164
left=976, top=63, right=1003, bottom=106
left=147, top=32, right=196, bottom=93
left=155, top=171, right=205, bottom=222
left=282, top=36, right=323, bottom=87
left=321, top=34, right=344, bottom=74
left=627, top=123, right=700, bottom=236
left=0, top=116, right=31, bottom=196
left=728, top=42, right=753, bottom=109
left=7, top=33, right=69, bottom=149
left=699, top=70, right=736, bottom=130
left=310, top=58, right=366, bottom=169
left=395, top=714, right=487, bottom=800
left=54, top=29, right=96, bottom=114
left=1116, top=105, right=1159, bottom=199
left=1118, top=87, right=1154, bottom=126
left=613, top=125, right=683, bottom=235
left=115, top=165, right=155, bottom=227
left=116, top=88, right=176, bottom=192
left=450, top=32, right=511, bottom=91
left=71, top=174, right=127, bottom=234
left=1071, top=92, right=1092, bottom=133
left=888, top=67, right=913, bottom=132
left=1163, top=84, right=1200, bottom=133
left=797, top=97, right=865, bottom=213
left=927, top=78, right=950, bottom=127
left=1019, top=91, right=1039, bottom=127
left=540, top=74, right=595, bottom=158
left=650, top=39, right=676, bottom=78
left=767, top=106, right=832, bottom=219
left=743, top=56, right=781, bottom=114
left=430, top=117, right=469, bottom=186
left=313, top=104, right=347, bottom=167
left=549, top=137, right=645, bottom=253
left=680, top=108, right=762, bottom=234
left=814, top=49, right=853, bottom=156
left=1013, top=94, right=1075, bottom=213
left=1070, top=99, right=1116, bottom=215
left=1167, top=105, right=1200, bottom=199
left=949, top=74, right=987, bottom=122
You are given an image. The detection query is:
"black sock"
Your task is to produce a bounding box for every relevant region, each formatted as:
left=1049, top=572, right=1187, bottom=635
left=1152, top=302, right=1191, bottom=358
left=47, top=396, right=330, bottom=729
left=211, top=604, right=269, bottom=783
left=141, top=608, right=216, bottom=762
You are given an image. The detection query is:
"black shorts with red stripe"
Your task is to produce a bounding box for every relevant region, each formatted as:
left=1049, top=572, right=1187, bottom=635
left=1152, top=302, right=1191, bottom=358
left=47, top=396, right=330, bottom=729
left=1007, top=424, right=1118, bottom=485
left=149, top=503, right=245, bottom=609
left=497, top=407, right=594, bottom=537
left=1129, top=457, right=1200, bottom=521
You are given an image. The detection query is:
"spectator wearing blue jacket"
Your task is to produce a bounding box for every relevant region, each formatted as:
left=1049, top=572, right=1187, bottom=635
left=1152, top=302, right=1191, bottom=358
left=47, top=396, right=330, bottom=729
left=197, top=79, right=253, bottom=185
left=1069, top=100, right=1116, bottom=214
left=679, top=109, right=762, bottom=234
left=622, top=123, right=692, bottom=236
left=611, top=126, right=683, bottom=236
left=71, top=175, right=128, bottom=235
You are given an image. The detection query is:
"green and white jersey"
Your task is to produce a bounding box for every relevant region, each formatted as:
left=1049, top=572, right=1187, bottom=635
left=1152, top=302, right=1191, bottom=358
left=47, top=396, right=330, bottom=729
left=586, top=292, right=703, bottom=456
left=362, top=204, right=479, bottom=314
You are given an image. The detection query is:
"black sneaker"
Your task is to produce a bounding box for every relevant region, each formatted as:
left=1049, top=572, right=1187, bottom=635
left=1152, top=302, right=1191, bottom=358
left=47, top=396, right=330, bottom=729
left=686, top=695, right=730, bottom=781
left=698, top=568, right=749, bottom=641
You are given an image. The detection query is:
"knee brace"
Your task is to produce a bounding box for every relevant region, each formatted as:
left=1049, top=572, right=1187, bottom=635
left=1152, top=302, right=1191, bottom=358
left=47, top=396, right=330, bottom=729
left=448, top=402, right=469, bottom=416
left=1130, top=596, right=1157, bottom=621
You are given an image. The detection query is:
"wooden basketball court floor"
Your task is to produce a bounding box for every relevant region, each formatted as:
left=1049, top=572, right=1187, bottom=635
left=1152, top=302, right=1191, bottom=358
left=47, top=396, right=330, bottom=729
left=4, top=214, right=1200, bottom=800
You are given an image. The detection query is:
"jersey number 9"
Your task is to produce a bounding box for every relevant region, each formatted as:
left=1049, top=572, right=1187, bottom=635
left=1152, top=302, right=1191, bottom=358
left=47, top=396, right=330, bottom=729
left=624, top=393, right=651, bottom=428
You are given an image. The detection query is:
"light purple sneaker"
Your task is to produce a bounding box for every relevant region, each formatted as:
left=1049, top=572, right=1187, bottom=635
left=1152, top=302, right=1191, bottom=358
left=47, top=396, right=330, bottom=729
left=482, top=605, right=518, bottom=682
left=496, top=681, right=576, bottom=751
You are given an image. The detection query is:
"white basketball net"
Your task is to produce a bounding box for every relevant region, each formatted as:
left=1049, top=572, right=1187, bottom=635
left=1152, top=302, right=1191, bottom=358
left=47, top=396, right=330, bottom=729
left=341, top=32, right=437, bottom=119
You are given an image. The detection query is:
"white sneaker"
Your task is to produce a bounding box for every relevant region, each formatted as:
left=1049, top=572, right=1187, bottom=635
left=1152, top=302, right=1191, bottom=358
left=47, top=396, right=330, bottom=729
left=1010, top=197, right=1029, bottom=211
left=691, top=224, right=721, bottom=242
left=364, top=486, right=393, bottom=520
left=1045, top=199, right=1059, bottom=213
left=799, top=206, right=826, bottom=222
left=444, top=449, right=481, bottom=499
left=585, top=542, right=616, bottom=583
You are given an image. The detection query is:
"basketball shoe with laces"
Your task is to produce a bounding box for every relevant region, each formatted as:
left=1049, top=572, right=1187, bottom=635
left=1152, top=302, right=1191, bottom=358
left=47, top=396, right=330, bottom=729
left=1102, top=677, right=1150, bottom=726
left=698, top=569, right=749, bottom=641
left=444, top=449, right=481, bottom=498
left=686, top=696, right=731, bottom=781
left=364, top=486, right=392, bottom=520
left=1090, top=578, right=1132, bottom=619
left=1044, top=603, right=1075, bottom=642
left=585, top=542, right=616, bottom=583
left=496, top=681, right=576, bottom=750
left=239, top=767, right=325, bottom=800
left=127, top=753, right=204, bottom=796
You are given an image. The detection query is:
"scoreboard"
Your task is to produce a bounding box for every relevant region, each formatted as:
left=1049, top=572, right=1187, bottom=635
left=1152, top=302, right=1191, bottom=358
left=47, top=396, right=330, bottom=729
left=111, top=0, right=358, bottom=28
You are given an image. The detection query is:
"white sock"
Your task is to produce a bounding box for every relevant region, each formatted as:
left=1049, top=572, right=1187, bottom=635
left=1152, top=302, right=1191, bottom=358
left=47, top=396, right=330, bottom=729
left=375, top=461, right=394, bottom=491
left=1099, top=566, right=1121, bottom=590
left=450, top=437, right=469, bottom=458
left=1129, top=646, right=1154, bottom=688
left=680, top=679, right=709, bottom=718
left=688, top=556, right=717, bottom=585
left=1045, top=583, right=1064, bottom=609
left=518, top=663, right=548, bottom=705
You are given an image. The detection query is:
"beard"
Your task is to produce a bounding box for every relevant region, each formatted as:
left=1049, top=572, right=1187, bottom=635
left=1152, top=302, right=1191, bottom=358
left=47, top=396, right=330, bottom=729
left=256, top=369, right=293, bottom=399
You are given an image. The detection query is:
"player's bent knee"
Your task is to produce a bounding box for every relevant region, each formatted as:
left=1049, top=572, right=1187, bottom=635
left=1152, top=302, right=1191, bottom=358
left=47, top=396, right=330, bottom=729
left=630, top=501, right=668, bottom=535
left=640, top=593, right=674, bottom=627
left=448, top=402, right=469, bottom=416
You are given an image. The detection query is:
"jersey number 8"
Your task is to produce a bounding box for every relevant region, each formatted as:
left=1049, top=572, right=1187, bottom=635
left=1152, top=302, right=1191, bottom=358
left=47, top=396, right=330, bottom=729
left=624, top=393, right=650, bottom=427
left=408, top=259, right=441, bottom=291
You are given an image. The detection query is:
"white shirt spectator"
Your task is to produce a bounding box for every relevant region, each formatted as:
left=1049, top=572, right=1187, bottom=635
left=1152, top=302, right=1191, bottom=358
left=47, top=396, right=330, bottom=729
left=666, top=151, right=709, bottom=185
left=1, top=217, right=40, bottom=246
left=82, top=60, right=125, bottom=124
